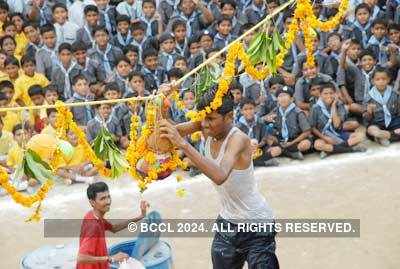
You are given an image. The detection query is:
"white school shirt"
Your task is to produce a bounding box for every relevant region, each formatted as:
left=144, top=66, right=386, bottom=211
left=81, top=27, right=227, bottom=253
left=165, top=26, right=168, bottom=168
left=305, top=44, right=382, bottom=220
left=54, top=21, right=80, bottom=47
left=68, top=0, right=86, bottom=28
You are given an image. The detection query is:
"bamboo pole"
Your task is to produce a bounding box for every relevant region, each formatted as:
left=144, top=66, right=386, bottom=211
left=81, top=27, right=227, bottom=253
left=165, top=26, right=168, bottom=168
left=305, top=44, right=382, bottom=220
left=0, top=0, right=296, bottom=113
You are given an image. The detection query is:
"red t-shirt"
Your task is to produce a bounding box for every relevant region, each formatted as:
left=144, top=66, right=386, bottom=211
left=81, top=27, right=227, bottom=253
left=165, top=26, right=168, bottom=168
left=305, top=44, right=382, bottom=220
left=77, top=211, right=113, bottom=269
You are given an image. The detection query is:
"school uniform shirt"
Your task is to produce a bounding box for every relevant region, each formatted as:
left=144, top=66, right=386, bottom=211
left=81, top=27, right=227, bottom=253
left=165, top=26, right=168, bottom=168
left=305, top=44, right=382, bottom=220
left=213, top=33, right=237, bottom=49
left=348, top=20, right=372, bottom=48
left=7, top=143, right=23, bottom=169
left=36, top=45, right=59, bottom=80
left=26, top=3, right=53, bottom=26
left=158, top=51, right=179, bottom=71
left=337, top=59, right=372, bottom=104
left=87, top=44, right=124, bottom=74
left=111, top=31, right=134, bottom=50
left=14, top=72, right=50, bottom=105
left=106, top=71, right=131, bottom=95
left=68, top=0, right=85, bottom=28
left=175, top=39, right=188, bottom=57
left=67, top=144, right=87, bottom=166
left=272, top=105, right=311, bottom=142
left=364, top=86, right=400, bottom=126
left=387, top=0, right=400, bottom=23
left=51, top=61, right=82, bottom=100
left=111, top=103, right=130, bottom=124
left=6, top=0, right=26, bottom=14
left=237, top=115, right=266, bottom=142
left=98, top=5, right=117, bottom=35
left=67, top=93, right=94, bottom=126
left=169, top=10, right=206, bottom=37
left=86, top=115, right=122, bottom=142
left=244, top=3, right=266, bottom=25
left=309, top=100, right=348, bottom=133
left=76, top=25, right=96, bottom=49
left=0, top=131, right=16, bottom=156
left=15, top=32, right=29, bottom=60
left=239, top=73, right=265, bottom=102
left=41, top=124, right=58, bottom=138
left=142, top=67, right=167, bottom=91
left=0, top=111, right=21, bottom=133
left=367, top=36, right=390, bottom=65
left=78, top=57, right=107, bottom=84
left=54, top=21, right=80, bottom=47
left=117, top=0, right=142, bottom=20
left=294, top=73, right=336, bottom=103
left=258, top=93, right=278, bottom=117
left=139, top=16, right=159, bottom=38
left=233, top=104, right=242, bottom=126
left=292, top=51, right=335, bottom=79
left=159, top=0, right=177, bottom=26
left=25, top=42, right=43, bottom=60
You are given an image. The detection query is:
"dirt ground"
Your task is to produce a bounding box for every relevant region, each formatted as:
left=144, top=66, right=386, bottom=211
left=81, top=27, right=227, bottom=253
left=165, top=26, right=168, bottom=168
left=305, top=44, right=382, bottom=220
left=1, top=143, right=399, bottom=268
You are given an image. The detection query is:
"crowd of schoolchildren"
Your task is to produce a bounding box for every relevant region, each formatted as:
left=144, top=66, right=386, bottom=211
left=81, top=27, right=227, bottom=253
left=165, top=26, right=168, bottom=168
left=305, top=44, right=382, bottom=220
left=0, top=0, right=400, bottom=189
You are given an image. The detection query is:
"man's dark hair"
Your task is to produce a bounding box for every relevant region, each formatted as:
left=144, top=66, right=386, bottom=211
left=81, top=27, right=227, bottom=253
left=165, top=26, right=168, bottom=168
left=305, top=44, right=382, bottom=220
left=320, top=82, right=336, bottom=92
left=92, top=25, right=109, bottom=36
left=359, top=49, right=376, bottom=60
left=72, top=41, right=87, bottom=53
left=229, top=79, right=243, bottom=93
left=355, top=3, right=371, bottom=15
left=40, top=24, right=55, bottom=35
left=142, top=48, right=158, bottom=62
left=0, top=1, right=9, bottom=12
left=104, top=81, right=121, bottom=93
left=220, top=0, right=236, bottom=10
left=21, top=55, right=36, bottom=66
left=171, top=19, right=186, bottom=32
left=388, top=23, right=400, bottom=32
left=197, top=86, right=234, bottom=116
left=58, top=42, right=72, bottom=54
left=123, top=44, right=139, bottom=55
left=167, top=68, right=183, bottom=80
left=129, top=70, right=145, bottom=81
left=217, top=15, right=232, bottom=26
left=12, top=123, right=22, bottom=135
left=72, top=74, right=88, bottom=86
left=371, top=18, right=388, bottom=29
left=52, top=3, right=67, bottom=13
left=4, top=55, right=19, bottom=67
left=372, top=65, right=390, bottom=78
left=87, top=182, right=109, bottom=200
left=46, top=107, right=57, bottom=117
left=0, top=80, right=14, bottom=92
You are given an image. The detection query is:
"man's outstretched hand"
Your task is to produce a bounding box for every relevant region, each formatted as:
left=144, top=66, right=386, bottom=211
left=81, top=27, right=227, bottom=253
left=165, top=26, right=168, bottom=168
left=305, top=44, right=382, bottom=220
left=159, top=120, right=187, bottom=148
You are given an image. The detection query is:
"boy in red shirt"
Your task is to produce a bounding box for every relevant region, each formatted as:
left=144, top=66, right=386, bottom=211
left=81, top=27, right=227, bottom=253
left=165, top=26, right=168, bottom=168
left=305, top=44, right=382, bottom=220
left=77, top=182, right=149, bottom=268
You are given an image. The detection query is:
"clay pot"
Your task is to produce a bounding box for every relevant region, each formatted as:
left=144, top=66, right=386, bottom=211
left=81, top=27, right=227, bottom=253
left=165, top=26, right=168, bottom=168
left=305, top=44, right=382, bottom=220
left=147, top=129, right=174, bottom=153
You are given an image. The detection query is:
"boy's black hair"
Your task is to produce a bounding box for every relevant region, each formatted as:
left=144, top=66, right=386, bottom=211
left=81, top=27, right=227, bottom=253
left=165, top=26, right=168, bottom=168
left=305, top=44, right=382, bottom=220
left=372, top=65, right=390, bottom=78
left=220, top=0, right=236, bottom=9
left=44, top=84, right=58, bottom=94
left=349, top=38, right=361, bottom=47
left=268, top=76, right=285, bottom=87
left=0, top=35, right=16, bottom=48
left=197, top=86, right=234, bottom=115
left=28, top=85, right=44, bottom=97
left=320, top=82, right=336, bottom=92
left=92, top=25, right=109, bottom=36
left=84, top=5, right=99, bottom=15
left=131, top=21, right=145, bottom=32
left=282, top=9, right=295, bottom=23
left=12, top=123, right=23, bottom=135
left=116, top=56, right=131, bottom=65
left=174, top=55, right=186, bottom=64
left=116, top=14, right=130, bottom=24
left=104, top=82, right=121, bottom=93
left=142, top=48, right=158, bottom=62
left=217, top=15, right=232, bottom=26
left=21, top=55, right=36, bottom=66
left=240, top=97, right=256, bottom=109
left=129, top=70, right=145, bottom=81
left=22, top=21, right=39, bottom=31
left=58, top=42, right=72, bottom=54
left=171, top=19, right=186, bottom=32
left=239, top=23, right=254, bottom=35
left=46, top=107, right=57, bottom=117
left=167, top=68, right=183, bottom=80
left=327, top=32, right=342, bottom=42
left=142, top=0, right=156, bottom=7
left=2, top=21, right=15, bottom=31
left=229, top=79, right=243, bottom=93
left=123, top=44, right=139, bottom=55
left=52, top=3, right=67, bottom=13
left=71, top=41, right=87, bottom=52
left=388, top=23, right=400, bottom=32
left=309, top=76, right=325, bottom=87
left=0, top=1, right=9, bottom=12
left=355, top=3, right=371, bottom=15
left=359, top=49, right=376, bottom=60
left=40, top=24, right=56, bottom=35
left=0, top=92, right=7, bottom=101
left=72, top=74, right=88, bottom=86
left=4, top=56, right=19, bottom=67
left=87, top=182, right=109, bottom=200
left=95, top=97, right=111, bottom=108
left=371, top=18, right=388, bottom=29
left=188, top=34, right=199, bottom=47
left=205, top=48, right=219, bottom=58
left=125, top=91, right=138, bottom=98
left=0, top=80, right=13, bottom=92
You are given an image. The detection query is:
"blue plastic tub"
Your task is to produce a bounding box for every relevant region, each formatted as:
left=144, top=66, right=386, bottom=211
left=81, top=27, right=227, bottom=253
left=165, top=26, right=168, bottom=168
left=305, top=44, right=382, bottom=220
left=108, top=240, right=172, bottom=269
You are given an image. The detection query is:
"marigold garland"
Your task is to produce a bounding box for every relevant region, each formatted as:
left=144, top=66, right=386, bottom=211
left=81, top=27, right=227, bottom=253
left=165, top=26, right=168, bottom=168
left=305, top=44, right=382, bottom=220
left=0, top=165, right=54, bottom=220
left=55, top=102, right=111, bottom=177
